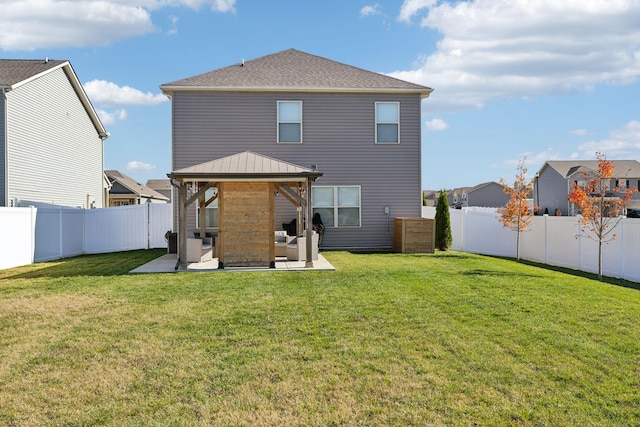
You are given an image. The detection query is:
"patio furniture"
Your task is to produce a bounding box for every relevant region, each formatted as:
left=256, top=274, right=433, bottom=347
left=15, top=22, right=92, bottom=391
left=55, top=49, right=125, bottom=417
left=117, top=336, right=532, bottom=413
left=187, top=237, right=213, bottom=263
left=275, top=230, right=293, bottom=257
left=286, top=231, right=319, bottom=261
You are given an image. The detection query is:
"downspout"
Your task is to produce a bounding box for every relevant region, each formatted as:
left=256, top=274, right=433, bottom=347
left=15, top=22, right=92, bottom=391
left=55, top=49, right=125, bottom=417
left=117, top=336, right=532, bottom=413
left=99, top=133, right=109, bottom=208
left=2, top=88, right=9, bottom=207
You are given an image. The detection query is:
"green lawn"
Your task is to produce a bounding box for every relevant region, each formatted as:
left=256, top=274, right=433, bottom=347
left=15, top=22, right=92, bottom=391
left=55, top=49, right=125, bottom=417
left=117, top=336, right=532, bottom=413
left=0, top=250, right=638, bottom=426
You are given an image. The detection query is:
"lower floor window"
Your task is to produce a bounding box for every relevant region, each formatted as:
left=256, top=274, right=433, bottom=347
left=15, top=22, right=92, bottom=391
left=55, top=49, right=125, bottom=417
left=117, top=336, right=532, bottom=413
left=196, top=187, right=218, bottom=228
left=312, top=186, right=361, bottom=227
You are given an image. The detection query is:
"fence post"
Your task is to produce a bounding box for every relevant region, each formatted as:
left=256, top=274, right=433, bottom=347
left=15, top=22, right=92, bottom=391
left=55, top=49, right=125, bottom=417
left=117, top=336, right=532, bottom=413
left=577, top=220, right=582, bottom=271
left=146, top=201, right=151, bottom=250
left=30, top=206, right=37, bottom=264
left=461, top=207, right=467, bottom=253
left=58, top=207, right=63, bottom=260
left=620, top=219, right=625, bottom=280
left=543, top=214, right=548, bottom=265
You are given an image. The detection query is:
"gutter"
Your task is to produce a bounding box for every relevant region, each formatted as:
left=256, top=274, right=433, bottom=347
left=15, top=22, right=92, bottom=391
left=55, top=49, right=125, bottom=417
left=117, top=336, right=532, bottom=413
left=160, top=85, right=434, bottom=99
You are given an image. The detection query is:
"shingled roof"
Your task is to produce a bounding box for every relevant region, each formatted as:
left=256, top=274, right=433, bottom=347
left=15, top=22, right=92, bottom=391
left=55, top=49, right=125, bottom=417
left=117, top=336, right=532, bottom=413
left=168, top=151, right=322, bottom=182
left=542, top=160, right=640, bottom=178
left=161, top=48, right=432, bottom=97
left=0, top=59, right=68, bottom=88
left=106, top=170, right=169, bottom=201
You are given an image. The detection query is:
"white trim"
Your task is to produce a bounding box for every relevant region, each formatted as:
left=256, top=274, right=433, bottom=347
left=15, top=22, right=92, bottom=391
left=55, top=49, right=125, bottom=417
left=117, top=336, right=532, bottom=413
left=277, top=100, right=302, bottom=144
left=161, top=86, right=433, bottom=99
left=375, top=101, right=400, bottom=144
left=312, top=185, right=362, bottom=228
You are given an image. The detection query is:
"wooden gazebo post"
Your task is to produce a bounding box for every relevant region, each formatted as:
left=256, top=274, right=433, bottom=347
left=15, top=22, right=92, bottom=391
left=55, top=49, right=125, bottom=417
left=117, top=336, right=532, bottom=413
left=305, top=176, right=314, bottom=268
left=177, top=181, right=187, bottom=269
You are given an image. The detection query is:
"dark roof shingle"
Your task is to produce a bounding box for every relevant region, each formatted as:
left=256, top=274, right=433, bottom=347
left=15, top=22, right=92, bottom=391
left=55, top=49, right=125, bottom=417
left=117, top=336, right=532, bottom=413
left=0, top=59, right=67, bottom=87
left=543, top=160, right=640, bottom=178
left=161, top=49, right=432, bottom=96
left=106, top=170, right=169, bottom=201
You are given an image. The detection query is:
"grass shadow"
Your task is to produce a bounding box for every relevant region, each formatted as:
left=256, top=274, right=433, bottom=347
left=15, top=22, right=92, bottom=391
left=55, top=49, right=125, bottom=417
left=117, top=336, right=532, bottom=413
left=0, top=249, right=167, bottom=280
left=461, top=269, right=543, bottom=279
left=516, top=259, right=640, bottom=291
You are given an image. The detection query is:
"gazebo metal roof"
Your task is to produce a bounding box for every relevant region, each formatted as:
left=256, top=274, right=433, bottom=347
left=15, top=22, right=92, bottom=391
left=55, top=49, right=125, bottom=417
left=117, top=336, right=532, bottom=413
left=168, top=151, right=322, bottom=182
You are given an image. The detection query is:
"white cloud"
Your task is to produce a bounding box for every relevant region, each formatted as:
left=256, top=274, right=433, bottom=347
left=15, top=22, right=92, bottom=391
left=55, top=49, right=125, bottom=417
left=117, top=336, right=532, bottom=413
left=494, top=149, right=563, bottom=172
left=398, top=0, right=437, bottom=23
left=570, top=129, right=589, bottom=136
left=97, top=108, right=128, bottom=125
left=578, top=120, right=640, bottom=158
left=389, top=0, right=640, bottom=113
left=85, top=80, right=168, bottom=106
left=127, top=161, right=157, bottom=173
left=0, top=1, right=154, bottom=51
left=360, top=4, right=382, bottom=17
left=0, top=0, right=236, bottom=51
left=425, top=118, right=448, bottom=131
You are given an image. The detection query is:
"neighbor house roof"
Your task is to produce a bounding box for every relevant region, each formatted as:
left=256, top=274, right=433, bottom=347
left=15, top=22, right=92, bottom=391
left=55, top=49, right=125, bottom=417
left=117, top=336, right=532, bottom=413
left=160, top=48, right=433, bottom=98
left=0, top=59, right=108, bottom=139
left=145, top=179, right=172, bottom=192
left=168, top=151, right=323, bottom=182
left=106, top=170, right=169, bottom=201
left=541, top=160, right=640, bottom=178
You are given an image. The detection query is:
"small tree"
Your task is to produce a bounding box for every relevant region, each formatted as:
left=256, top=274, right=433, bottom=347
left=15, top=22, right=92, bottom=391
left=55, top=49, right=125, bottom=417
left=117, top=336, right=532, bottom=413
left=435, top=190, right=452, bottom=251
left=497, top=158, right=537, bottom=261
left=567, top=152, right=636, bottom=280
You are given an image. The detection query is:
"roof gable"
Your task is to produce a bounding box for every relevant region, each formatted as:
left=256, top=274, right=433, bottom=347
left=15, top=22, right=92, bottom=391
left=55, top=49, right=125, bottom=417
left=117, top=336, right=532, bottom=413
left=106, top=170, right=169, bottom=200
left=161, top=48, right=432, bottom=97
left=0, top=58, right=108, bottom=138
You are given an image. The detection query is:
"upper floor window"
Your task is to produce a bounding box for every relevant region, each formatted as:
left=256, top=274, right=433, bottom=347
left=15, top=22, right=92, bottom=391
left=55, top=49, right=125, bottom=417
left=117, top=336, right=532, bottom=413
left=278, top=101, right=302, bottom=143
left=375, top=102, right=399, bottom=143
left=312, top=186, right=361, bottom=227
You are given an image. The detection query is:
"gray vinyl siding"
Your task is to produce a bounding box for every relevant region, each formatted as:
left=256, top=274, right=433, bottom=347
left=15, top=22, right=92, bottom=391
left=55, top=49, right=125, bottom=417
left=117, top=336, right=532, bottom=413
left=469, top=183, right=509, bottom=208
left=172, top=91, right=422, bottom=249
left=6, top=67, right=104, bottom=208
left=0, top=91, right=6, bottom=206
left=536, top=168, right=570, bottom=215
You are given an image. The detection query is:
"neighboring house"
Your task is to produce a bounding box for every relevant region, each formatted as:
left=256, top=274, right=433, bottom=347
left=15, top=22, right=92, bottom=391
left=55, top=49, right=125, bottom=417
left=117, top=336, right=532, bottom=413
left=0, top=59, right=109, bottom=208
left=106, top=170, right=169, bottom=206
left=534, top=160, right=640, bottom=216
left=422, top=190, right=439, bottom=207
left=146, top=179, right=173, bottom=203
left=160, top=48, right=432, bottom=249
left=447, top=182, right=509, bottom=209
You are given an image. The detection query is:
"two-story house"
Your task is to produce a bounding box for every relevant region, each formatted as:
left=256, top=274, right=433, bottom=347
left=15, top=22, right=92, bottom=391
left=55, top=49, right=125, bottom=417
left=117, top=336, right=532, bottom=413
left=160, top=49, right=432, bottom=255
left=535, top=160, right=640, bottom=216
left=1, top=59, right=109, bottom=208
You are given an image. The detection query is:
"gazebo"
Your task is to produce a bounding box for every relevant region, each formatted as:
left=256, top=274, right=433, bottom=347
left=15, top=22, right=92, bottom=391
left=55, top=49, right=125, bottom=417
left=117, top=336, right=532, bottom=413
left=167, top=151, right=323, bottom=269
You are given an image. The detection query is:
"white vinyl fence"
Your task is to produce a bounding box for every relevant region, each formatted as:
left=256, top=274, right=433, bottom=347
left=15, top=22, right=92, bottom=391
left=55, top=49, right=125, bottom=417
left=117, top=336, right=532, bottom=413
left=1, top=203, right=172, bottom=268
left=0, top=207, right=37, bottom=270
left=423, top=206, right=640, bottom=282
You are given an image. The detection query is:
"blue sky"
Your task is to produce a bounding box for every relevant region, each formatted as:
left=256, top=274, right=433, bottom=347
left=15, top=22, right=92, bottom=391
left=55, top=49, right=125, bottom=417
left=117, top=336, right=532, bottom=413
left=2, top=0, right=640, bottom=190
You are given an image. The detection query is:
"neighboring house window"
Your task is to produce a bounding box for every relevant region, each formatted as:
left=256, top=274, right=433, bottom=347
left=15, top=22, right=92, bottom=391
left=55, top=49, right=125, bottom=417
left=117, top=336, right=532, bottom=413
left=196, top=188, right=218, bottom=228
left=375, top=102, right=399, bottom=143
left=277, top=101, right=302, bottom=143
left=312, top=186, right=361, bottom=227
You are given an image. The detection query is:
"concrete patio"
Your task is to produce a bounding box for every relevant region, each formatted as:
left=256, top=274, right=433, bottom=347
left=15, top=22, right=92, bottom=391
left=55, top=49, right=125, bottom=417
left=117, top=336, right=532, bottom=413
left=130, top=253, right=335, bottom=273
